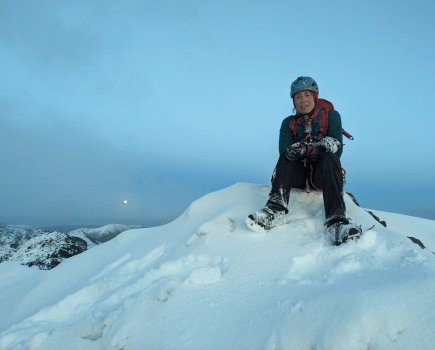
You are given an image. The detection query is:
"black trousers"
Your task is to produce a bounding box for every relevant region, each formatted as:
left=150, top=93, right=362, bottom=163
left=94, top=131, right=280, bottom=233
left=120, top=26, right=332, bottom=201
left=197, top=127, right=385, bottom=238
left=267, top=152, right=346, bottom=221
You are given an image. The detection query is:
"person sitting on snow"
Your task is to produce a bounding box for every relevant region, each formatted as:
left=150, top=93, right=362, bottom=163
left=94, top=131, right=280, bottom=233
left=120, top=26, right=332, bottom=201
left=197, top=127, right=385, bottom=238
left=246, top=76, right=362, bottom=245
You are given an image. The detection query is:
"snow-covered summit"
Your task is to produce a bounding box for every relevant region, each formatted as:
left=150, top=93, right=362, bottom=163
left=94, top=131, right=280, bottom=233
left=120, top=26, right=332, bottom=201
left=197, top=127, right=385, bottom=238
left=1, top=183, right=434, bottom=349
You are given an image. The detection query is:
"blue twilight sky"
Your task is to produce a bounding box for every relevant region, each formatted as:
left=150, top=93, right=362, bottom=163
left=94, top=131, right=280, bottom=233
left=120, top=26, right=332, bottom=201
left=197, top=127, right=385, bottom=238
left=1, top=0, right=434, bottom=227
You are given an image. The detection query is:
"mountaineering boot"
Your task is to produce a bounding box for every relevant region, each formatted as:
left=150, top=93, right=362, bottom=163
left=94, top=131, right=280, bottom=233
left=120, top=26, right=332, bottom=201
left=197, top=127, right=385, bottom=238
left=246, top=205, right=287, bottom=232
left=325, top=218, right=362, bottom=246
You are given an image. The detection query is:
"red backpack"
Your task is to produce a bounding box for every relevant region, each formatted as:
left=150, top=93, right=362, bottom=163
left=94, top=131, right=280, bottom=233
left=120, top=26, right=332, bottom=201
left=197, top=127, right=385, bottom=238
left=288, top=98, right=353, bottom=140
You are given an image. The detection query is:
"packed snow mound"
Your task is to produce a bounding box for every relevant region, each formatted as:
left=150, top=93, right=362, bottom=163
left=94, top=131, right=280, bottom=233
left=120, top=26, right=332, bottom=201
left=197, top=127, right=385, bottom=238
left=1, top=183, right=435, bottom=350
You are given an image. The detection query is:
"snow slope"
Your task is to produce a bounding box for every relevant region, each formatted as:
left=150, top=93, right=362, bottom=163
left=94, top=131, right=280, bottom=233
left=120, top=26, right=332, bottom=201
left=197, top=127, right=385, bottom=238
left=1, top=183, right=434, bottom=350
left=368, top=209, right=435, bottom=252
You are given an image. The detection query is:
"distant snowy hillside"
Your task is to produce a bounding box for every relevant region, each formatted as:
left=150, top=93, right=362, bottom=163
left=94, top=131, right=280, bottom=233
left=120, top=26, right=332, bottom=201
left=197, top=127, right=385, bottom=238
left=0, top=225, right=39, bottom=248
left=1, top=183, right=434, bottom=350
left=0, top=224, right=143, bottom=269
left=69, top=224, right=144, bottom=248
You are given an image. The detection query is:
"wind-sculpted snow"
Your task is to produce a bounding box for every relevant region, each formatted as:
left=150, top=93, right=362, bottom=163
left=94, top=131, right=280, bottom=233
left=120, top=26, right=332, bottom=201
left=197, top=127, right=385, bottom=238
left=1, top=183, right=435, bottom=349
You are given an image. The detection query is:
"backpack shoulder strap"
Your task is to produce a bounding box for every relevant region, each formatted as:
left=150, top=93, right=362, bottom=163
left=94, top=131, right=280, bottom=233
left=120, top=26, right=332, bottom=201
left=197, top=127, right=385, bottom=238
left=317, top=99, right=334, bottom=137
left=288, top=115, right=297, bottom=136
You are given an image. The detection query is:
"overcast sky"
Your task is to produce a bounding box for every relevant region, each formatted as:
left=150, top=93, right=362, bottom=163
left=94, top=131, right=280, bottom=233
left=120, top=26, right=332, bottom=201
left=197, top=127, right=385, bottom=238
left=1, top=0, right=434, bottom=227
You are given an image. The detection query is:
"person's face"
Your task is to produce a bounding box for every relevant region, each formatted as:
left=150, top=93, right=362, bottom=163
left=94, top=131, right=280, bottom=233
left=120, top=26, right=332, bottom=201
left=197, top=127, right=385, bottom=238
left=293, top=91, right=315, bottom=114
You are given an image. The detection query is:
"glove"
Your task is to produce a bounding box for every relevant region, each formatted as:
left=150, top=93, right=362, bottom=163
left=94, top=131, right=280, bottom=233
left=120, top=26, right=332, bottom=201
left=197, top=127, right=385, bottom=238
left=304, top=136, right=341, bottom=154
left=285, top=142, right=306, bottom=161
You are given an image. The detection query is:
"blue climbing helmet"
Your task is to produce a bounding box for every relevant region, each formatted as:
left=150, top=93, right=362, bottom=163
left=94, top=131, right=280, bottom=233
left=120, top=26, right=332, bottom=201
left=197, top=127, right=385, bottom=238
left=290, top=76, right=319, bottom=98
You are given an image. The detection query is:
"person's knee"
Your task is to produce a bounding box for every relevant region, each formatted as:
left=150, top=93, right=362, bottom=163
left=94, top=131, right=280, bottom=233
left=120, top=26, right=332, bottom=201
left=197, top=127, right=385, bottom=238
left=316, top=153, right=341, bottom=177
left=319, top=152, right=339, bottom=166
left=320, top=152, right=336, bottom=160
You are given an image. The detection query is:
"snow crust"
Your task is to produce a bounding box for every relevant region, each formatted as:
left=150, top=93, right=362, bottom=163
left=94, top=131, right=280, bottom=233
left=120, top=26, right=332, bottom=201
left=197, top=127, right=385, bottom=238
left=1, top=183, right=434, bottom=349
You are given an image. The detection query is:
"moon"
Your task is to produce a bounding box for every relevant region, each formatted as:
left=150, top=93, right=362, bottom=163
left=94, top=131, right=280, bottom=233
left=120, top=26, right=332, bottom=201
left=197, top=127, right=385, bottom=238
left=124, top=200, right=128, bottom=204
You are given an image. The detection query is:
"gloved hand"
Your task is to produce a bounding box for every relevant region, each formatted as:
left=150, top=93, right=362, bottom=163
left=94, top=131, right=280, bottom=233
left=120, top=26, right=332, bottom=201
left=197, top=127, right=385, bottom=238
left=304, top=136, right=341, bottom=153
left=285, top=142, right=306, bottom=161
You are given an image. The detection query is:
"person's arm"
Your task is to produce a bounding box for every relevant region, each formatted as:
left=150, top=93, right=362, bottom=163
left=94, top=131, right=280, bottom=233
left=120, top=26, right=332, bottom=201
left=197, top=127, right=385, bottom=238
left=279, top=117, right=295, bottom=154
left=326, top=110, right=343, bottom=159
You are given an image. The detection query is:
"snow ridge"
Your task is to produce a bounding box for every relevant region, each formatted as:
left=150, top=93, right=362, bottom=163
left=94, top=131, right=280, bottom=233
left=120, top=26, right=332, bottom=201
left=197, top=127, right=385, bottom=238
left=0, top=183, right=434, bottom=349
